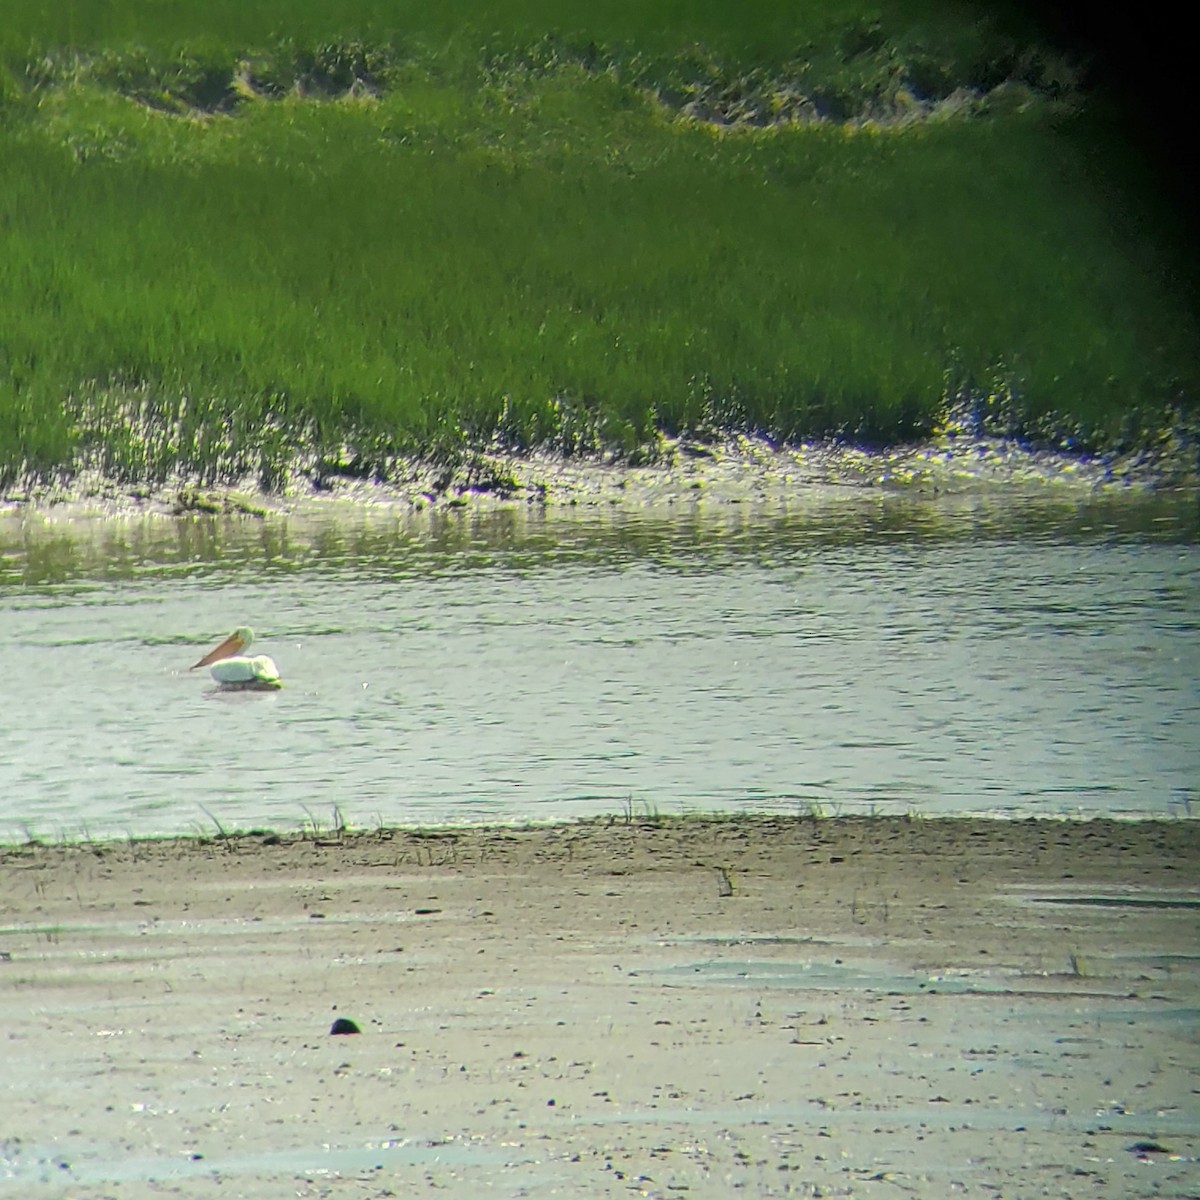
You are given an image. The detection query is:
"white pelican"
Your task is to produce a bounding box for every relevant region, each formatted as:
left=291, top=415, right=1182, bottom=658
left=191, top=626, right=282, bottom=690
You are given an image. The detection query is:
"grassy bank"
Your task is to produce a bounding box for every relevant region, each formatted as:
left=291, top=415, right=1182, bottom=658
left=1, top=1, right=1197, bottom=491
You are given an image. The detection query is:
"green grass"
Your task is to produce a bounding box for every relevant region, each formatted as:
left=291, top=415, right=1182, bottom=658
left=0, top=0, right=1058, bottom=67
left=0, top=1, right=1196, bottom=490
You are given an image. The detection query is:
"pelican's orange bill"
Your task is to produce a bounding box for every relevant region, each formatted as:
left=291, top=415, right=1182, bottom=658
left=191, top=632, right=246, bottom=670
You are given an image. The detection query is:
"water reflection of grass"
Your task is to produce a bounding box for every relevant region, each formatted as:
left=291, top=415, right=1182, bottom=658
left=2, top=1, right=1196, bottom=489
left=4, top=489, right=1197, bottom=590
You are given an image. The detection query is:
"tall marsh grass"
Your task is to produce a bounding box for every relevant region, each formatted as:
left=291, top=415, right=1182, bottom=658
left=0, top=1, right=1196, bottom=489
left=0, top=0, right=1054, bottom=67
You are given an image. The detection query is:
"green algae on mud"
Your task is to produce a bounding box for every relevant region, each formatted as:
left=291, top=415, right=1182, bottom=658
left=1, top=1, right=1197, bottom=492
left=3, top=430, right=1197, bottom=532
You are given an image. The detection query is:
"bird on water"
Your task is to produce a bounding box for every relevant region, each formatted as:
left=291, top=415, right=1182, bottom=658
left=191, top=626, right=282, bottom=690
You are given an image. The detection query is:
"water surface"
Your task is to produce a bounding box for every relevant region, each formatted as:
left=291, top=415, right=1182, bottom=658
left=2, top=491, right=1197, bottom=838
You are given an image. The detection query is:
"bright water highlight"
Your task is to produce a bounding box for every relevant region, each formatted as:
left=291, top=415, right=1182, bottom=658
left=2, top=493, right=1197, bottom=837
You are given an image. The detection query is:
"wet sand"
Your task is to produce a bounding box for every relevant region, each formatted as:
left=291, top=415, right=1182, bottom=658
left=2, top=816, right=1197, bottom=1198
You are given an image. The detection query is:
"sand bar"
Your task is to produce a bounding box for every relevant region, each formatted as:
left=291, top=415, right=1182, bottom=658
left=2, top=815, right=1198, bottom=1198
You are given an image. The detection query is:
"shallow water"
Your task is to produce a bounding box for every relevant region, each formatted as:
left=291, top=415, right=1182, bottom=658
left=2, top=491, right=1197, bottom=838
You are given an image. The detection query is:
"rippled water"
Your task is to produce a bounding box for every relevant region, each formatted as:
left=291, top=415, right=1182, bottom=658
left=2, top=491, right=1197, bottom=838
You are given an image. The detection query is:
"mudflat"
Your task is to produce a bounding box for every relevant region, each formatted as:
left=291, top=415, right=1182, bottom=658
left=6, top=428, right=1194, bottom=525
left=2, top=816, right=1198, bottom=1198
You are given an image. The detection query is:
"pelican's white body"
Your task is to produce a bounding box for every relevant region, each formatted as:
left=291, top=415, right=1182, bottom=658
left=209, top=654, right=282, bottom=689
left=191, top=627, right=282, bottom=690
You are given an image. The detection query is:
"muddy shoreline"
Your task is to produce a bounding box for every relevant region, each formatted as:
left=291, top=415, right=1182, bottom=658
left=3, top=432, right=1197, bottom=525
left=3, top=814, right=1198, bottom=1198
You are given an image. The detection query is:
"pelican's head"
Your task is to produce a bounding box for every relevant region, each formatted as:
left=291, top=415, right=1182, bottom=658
left=191, top=626, right=255, bottom=670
